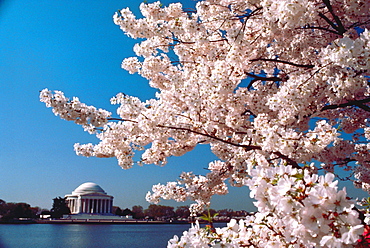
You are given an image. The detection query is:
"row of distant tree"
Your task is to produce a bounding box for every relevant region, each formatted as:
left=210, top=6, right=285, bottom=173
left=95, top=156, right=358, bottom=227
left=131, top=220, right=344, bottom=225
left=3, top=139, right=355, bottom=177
left=113, top=204, right=188, bottom=220
left=114, top=204, right=249, bottom=221
left=0, top=197, right=77, bottom=221
left=0, top=199, right=44, bottom=221
left=48, top=197, right=250, bottom=221
left=0, top=197, right=248, bottom=222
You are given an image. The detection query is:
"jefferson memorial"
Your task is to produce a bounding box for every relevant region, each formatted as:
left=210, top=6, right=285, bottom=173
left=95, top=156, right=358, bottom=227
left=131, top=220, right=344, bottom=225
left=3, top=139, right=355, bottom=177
left=65, top=182, right=113, bottom=214
left=64, top=182, right=126, bottom=219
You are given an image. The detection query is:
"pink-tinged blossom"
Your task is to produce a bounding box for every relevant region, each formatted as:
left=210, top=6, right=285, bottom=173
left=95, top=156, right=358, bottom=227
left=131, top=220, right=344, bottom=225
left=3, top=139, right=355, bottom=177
left=41, top=0, right=370, bottom=246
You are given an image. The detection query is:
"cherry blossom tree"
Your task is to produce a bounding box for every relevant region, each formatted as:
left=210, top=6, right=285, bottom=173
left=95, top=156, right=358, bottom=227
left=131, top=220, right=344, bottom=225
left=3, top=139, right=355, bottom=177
left=40, top=0, right=370, bottom=246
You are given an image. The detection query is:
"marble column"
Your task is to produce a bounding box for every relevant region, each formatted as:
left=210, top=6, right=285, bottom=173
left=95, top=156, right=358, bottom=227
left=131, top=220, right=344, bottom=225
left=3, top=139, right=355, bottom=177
left=78, top=197, right=82, bottom=213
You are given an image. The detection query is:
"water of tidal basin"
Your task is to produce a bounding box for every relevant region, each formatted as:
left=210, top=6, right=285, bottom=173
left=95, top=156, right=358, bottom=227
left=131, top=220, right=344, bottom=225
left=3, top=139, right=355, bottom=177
left=0, top=223, right=226, bottom=248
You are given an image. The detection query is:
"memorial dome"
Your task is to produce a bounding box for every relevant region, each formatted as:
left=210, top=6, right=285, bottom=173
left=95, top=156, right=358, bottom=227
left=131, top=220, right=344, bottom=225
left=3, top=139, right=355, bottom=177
left=72, top=182, right=106, bottom=195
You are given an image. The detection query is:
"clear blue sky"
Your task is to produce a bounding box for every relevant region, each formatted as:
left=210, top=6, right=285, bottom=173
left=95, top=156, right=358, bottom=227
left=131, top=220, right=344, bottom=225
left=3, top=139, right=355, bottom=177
left=0, top=0, right=367, bottom=212
left=0, top=0, right=253, bottom=211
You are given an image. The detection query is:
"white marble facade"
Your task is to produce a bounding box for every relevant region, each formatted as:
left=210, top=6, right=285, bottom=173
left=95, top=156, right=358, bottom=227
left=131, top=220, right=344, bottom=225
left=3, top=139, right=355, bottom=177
left=65, top=182, right=113, bottom=214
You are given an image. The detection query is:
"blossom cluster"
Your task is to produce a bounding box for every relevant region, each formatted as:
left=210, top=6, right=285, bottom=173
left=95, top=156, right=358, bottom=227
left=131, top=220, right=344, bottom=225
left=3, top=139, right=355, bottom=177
left=41, top=0, right=370, bottom=246
left=169, top=165, right=363, bottom=247
left=40, top=89, right=111, bottom=133
left=146, top=163, right=229, bottom=216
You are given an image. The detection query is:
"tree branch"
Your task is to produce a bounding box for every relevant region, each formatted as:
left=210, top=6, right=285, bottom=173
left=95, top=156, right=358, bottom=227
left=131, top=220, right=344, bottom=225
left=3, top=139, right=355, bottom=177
left=322, top=0, right=346, bottom=35
left=250, top=58, right=315, bottom=69
left=319, top=0, right=347, bottom=35
left=298, top=25, right=341, bottom=35
left=272, top=151, right=300, bottom=169
left=321, top=98, right=370, bottom=112
left=109, top=117, right=301, bottom=168
left=318, top=13, right=342, bottom=35
left=244, top=72, right=282, bottom=89
left=157, top=124, right=261, bottom=150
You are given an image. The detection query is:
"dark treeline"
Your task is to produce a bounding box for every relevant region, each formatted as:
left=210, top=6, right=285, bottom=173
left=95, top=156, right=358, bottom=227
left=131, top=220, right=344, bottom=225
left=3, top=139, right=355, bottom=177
left=0, top=198, right=248, bottom=222
left=0, top=198, right=70, bottom=222
left=113, top=204, right=249, bottom=221
left=0, top=199, right=44, bottom=221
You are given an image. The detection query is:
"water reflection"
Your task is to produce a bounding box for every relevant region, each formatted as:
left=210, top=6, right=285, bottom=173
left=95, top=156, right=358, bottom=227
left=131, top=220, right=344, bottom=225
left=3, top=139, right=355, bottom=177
left=0, top=223, right=226, bottom=248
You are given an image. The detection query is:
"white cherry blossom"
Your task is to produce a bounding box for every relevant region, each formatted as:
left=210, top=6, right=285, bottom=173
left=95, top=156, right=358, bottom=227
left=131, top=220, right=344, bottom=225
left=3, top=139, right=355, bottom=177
left=41, top=0, right=370, bottom=246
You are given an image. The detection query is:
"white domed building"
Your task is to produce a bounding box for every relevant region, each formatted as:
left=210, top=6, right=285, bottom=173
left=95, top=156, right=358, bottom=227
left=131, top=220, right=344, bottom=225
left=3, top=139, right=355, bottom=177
left=65, top=182, right=113, bottom=215
left=64, top=182, right=129, bottom=220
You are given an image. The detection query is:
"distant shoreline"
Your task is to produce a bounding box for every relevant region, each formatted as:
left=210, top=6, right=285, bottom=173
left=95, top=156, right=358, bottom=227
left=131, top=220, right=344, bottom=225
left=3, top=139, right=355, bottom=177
left=0, top=219, right=231, bottom=225
left=36, top=219, right=189, bottom=224
left=0, top=219, right=204, bottom=225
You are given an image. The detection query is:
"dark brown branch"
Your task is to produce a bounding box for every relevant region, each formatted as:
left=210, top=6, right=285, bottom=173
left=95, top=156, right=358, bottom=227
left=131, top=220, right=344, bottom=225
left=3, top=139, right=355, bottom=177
left=250, top=58, right=315, bottom=69
left=169, top=37, right=227, bottom=45
left=298, top=25, right=341, bottom=35
left=321, top=98, right=370, bottom=112
left=348, top=19, right=370, bottom=30
left=336, top=172, right=355, bottom=182
left=158, top=125, right=301, bottom=168
left=109, top=117, right=255, bottom=149
left=356, top=103, right=370, bottom=112
left=107, top=118, right=301, bottom=168
left=157, top=124, right=261, bottom=150
left=171, top=60, right=199, bottom=66
left=231, top=7, right=263, bottom=20
left=108, top=117, right=135, bottom=122
left=322, top=0, right=346, bottom=35
left=272, top=151, right=300, bottom=169
left=318, top=13, right=342, bottom=35
left=241, top=109, right=257, bottom=117
left=244, top=72, right=282, bottom=89
left=245, top=72, right=281, bottom=82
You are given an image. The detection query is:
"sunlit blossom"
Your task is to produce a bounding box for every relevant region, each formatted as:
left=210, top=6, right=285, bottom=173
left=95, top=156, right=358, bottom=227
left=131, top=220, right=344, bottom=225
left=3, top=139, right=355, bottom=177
left=41, top=0, right=370, bottom=246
